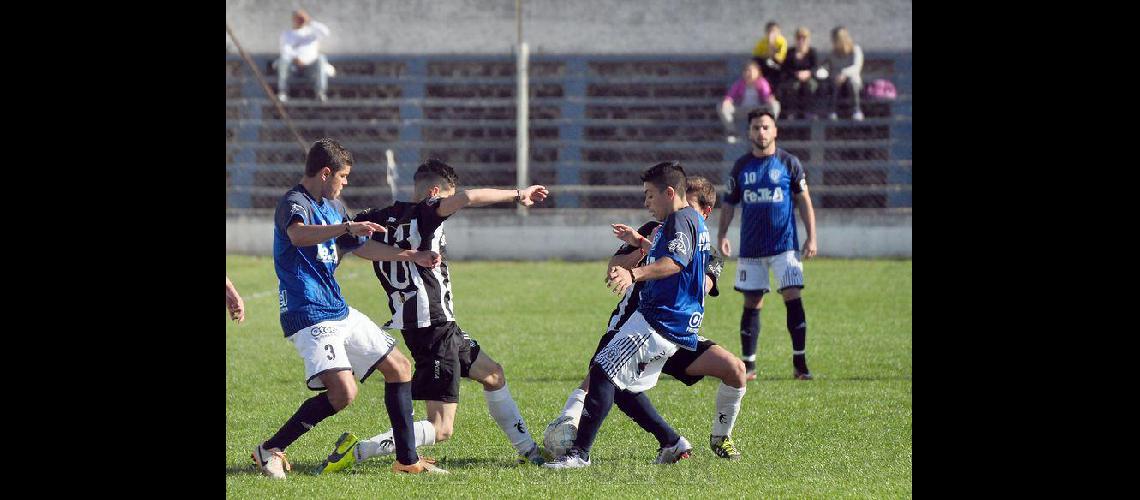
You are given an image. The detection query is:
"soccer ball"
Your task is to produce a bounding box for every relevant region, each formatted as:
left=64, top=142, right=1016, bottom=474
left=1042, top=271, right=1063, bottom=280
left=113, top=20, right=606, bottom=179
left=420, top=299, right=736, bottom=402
left=542, top=415, right=578, bottom=459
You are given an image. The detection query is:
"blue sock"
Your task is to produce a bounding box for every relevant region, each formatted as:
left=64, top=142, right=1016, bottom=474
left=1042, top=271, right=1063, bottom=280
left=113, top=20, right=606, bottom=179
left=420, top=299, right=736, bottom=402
left=264, top=392, right=337, bottom=451
left=614, top=390, right=679, bottom=448
left=786, top=298, right=809, bottom=373
left=384, top=382, right=419, bottom=465
left=740, top=308, right=761, bottom=370
left=573, top=364, right=616, bottom=455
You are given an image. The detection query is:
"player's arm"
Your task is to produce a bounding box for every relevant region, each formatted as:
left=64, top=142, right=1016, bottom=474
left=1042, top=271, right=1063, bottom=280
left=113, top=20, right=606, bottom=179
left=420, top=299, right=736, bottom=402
left=607, top=252, right=643, bottom=274
left=225, top=276, right=245, bottom=323
left=436, top=185, right=549, bottom=217
left=717, top=203, right=736, bottom=256
left=795, top=186, right=818, bottom=259
left=606, top=257, right=682, bottom=295
left=705, top=275, right=715, bottom=295
left=351, top=239, right=441, bottom=268
left=286, top=220, right=384, bottom=248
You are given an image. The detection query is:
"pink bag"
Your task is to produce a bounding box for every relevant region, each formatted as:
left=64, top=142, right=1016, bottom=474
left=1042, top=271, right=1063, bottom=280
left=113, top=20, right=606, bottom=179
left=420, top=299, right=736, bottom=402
left=865, top=79, right=897, bottom=100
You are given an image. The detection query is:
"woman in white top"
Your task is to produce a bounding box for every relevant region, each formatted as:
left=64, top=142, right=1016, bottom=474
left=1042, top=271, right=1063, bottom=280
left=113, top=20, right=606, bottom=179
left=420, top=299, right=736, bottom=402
left=824, top=26, right=864, bottom=120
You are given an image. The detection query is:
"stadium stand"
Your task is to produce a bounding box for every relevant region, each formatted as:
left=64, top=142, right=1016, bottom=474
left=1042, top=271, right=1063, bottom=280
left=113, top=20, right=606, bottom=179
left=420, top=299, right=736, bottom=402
left=226, top=52, right=911, bottom=212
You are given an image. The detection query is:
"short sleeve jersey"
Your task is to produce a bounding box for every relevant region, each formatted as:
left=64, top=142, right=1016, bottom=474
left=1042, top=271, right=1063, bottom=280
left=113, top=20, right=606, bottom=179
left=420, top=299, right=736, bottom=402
left=638, top=206, right=711, bottom=351
left=721, top=148, right=807, bottom=258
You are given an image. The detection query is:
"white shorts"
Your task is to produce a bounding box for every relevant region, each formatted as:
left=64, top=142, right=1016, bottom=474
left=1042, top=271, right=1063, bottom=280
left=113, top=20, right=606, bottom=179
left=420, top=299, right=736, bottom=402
left=592, top=311, right=680, bottom=393
left=734, top=250, right=805, bottom=293
left=289, top=307, right=398, bottom=390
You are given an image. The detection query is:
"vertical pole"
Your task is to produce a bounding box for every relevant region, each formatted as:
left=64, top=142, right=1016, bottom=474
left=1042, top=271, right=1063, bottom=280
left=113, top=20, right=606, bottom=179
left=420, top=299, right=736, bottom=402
left=516, top=41, right=530, bottom=216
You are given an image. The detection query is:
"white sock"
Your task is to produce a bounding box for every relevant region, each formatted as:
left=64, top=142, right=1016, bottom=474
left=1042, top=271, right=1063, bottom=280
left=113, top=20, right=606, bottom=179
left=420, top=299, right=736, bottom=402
left=711, top=382, right=746, bottom=437
left=484, top=383, right=536, bottom=453
left=561, top=388, right=587, bottom=426
left=357, top=420, right=436, bottom=460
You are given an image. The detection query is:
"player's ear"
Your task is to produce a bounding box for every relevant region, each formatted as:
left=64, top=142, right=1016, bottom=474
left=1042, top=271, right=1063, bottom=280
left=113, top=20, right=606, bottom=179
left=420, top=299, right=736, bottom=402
left=429, top=185, right=440, bottom=198
left=664, top=186, right=676, bottom=200
left=320, top=166, right=332, bottom=180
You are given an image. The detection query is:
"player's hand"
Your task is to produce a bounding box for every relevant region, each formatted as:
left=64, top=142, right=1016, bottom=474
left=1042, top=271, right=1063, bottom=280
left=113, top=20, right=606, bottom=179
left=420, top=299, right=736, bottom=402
left=606, top=266, right=633, bottom=295
left=719, top=236, right=732, bottom=257
left=801, top=238, right=817, bottom=260
left=520, top=185, right=549, bottom=206
left=413, top=250, right=442, bottom=269
left=226, top=291, right=245, bottom=323
left=611, top=223, right=644, bottom=247
left=349, top=221, right=386, bottom=238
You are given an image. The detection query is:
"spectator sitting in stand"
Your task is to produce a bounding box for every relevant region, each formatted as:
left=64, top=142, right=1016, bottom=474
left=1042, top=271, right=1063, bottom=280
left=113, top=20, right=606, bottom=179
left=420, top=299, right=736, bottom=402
left=751, top=21, right=788, bottom=93
left=779, top=27, right=822, bottom=119
left=823, top=26, right=864, bottom=121
left=277, top=9, right=331, bottom=102
left=719, top=61, right=780, bottom=144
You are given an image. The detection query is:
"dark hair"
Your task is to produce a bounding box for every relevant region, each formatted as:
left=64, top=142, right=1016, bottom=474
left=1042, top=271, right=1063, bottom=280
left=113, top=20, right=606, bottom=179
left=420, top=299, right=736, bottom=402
left=305, top=138, right=354, bottom=177
left=414, top=158, right=459, bottom=190
left=685, top=176, right=717, bottom=210
left=765, top=21, right=780, bottom=32
left=641, top=161, right=687, bottom=195
left=747, top=107, right=777, bottom=126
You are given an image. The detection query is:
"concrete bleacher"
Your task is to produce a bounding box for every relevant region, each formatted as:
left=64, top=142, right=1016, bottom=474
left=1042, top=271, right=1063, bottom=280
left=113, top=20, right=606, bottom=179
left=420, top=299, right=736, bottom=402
left=225, top=52, right=911, bottom=211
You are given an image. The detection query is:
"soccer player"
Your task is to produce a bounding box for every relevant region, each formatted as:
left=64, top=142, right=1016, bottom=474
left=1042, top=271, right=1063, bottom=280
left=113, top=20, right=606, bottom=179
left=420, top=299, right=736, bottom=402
left=226, top=276, right=245, bottom=323
left=544, top=161, right=712, bottom=469
left=545, top=176, right=747, bottom=460
left=717, top=108, right=818, bottom=380
left=316, top=158, right=551, bottom=473
left=252, top=138, right=447, bottom=479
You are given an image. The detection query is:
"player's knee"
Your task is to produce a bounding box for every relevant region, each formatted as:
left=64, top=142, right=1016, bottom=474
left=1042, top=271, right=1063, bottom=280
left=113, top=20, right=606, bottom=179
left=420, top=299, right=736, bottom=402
left=481, top=362, right=506, bottom=390
left=724, top=358, right=748, bottom=388
left=328, top=385, right=357, bottom=411
left=390, top=353, right=412, bottom=380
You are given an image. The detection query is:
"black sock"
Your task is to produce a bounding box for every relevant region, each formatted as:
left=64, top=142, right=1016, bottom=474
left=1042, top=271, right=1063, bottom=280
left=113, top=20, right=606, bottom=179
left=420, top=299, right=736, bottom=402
left=614, top=390, right=679, bottom=448
left=786, top=298, right=809, bottom=372
left=740, top=308, right=761, bottom=369
left=263, top=392, right=337, bottom=451
left=384, top=382, right=419, bottom=465
left=574, top=364, right=616, bottom=454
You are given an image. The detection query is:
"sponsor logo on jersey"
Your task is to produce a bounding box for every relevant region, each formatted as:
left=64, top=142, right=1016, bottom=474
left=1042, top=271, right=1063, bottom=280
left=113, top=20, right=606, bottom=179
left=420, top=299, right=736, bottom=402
left=769, top=168, right=782, bottom=183
left=668, top=231, right=690, bottom=256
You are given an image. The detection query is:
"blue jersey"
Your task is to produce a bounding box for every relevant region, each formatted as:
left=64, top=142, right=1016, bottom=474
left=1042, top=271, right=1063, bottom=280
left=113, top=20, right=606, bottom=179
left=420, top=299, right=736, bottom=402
left=273, top=184, right=365, bottom=337
left=638, top=206, right=711, bottom=351
left=722, top=148, right=807, bottom=258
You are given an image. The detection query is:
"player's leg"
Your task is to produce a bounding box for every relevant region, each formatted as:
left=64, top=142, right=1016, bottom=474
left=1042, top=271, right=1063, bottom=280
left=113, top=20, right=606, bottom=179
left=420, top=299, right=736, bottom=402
left=313, top=54, right=329, bottom=101
left=683, top=344, right=747, bottom=459
left=467, top=347, right=543, bottom=463
left=774, top=250, right=811, bottom=379
left=276, top=56, right=291, bottom=100
left=255, top=322, right=358, bottom=479
left=735, top=258, right=771, bottom=380
left=613, top=390, right=690, bottom=463
left=547, top=312, right=678, bottom=468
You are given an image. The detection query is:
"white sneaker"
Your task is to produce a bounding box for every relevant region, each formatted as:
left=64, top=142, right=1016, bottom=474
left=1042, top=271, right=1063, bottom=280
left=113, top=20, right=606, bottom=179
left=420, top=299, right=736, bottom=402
left=726, top=135, right=738, bottom=144
left=654, top=436, right=693, bottom=464
left=852, top=111, right=865, bottom=121
left=828, top=112, right=838, bottom=120
left=277, top=93, right=288, bottom=103
left=252, top=444, right=291, bottom=479
left=318, top=92, right=328, bottom=102
left=542, top=448, right=591, bottom=469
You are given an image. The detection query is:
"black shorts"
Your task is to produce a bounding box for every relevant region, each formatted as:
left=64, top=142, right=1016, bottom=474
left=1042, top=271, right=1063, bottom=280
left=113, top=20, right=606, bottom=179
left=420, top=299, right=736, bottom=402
left=592, top=330, right=716, bottom=387
left=401, top=322, right=481, bottom=403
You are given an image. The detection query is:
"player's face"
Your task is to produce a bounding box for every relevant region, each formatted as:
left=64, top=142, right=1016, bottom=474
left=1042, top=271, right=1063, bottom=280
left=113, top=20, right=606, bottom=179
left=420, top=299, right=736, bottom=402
left=323, top=164, right=351, bottom=200
left=643, top=182, right=672, bottom=221
left=749, top=115, right=777, bottom=152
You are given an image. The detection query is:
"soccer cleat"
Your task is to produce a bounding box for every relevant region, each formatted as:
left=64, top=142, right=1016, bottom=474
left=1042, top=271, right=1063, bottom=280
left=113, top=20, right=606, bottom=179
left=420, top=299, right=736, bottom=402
left=518, top=443, right=547, bottom=465
left=654, top=436, right=693, bottom=464
left=542, top=447, right=591, bottom=469
left=393, top=456, right=449, bottom=474
left=252, top=444, right=291, bottom=479
left=710, top=435, right=742, bottom=460
left=793, top=369, right=813, bottom=380
left=315, top=432, right=360, bottom=475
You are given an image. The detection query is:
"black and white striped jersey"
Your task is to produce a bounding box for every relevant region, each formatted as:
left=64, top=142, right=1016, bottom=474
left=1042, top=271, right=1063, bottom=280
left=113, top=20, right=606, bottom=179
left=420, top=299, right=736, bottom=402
left=353, top=197, right=455, bottom=330
left=606, top=219, right=724, bottom=333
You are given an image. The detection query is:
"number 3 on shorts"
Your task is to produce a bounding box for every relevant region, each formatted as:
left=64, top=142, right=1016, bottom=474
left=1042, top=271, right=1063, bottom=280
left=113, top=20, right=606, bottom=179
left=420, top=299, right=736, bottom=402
left=324, top=344, right=335, bottom=360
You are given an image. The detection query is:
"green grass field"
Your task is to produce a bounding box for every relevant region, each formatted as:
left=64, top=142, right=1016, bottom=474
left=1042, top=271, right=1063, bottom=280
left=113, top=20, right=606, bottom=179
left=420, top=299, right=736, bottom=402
left=226, top=255, right=911, bottom=498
